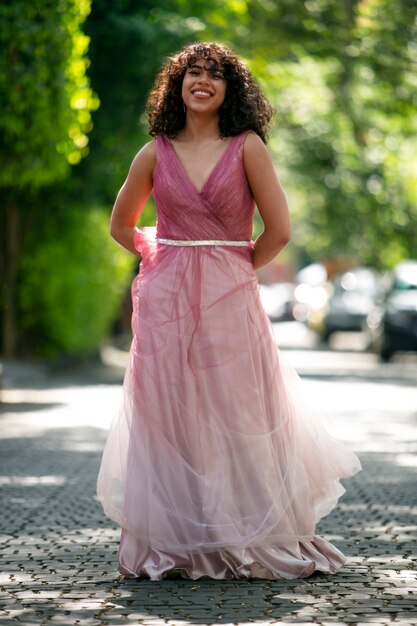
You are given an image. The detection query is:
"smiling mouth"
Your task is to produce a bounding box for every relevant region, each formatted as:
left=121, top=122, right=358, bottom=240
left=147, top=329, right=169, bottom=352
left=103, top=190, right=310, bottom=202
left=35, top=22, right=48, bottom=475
left=192, top=90, right=212, bottom=97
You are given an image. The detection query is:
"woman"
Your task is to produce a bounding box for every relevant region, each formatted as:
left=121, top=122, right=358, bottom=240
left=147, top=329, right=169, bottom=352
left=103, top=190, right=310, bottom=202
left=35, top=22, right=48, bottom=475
left=97, top=42, right=361, bottom=581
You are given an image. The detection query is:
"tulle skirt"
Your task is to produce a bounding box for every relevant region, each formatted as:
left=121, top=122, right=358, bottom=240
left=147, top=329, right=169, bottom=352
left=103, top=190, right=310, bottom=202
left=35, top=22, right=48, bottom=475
left=97, top=228, right=361, bottom=580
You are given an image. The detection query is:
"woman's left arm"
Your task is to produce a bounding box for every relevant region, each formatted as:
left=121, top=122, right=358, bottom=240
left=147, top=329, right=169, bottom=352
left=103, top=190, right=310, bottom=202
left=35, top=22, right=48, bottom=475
left=243, top=133, right=291, bottom=270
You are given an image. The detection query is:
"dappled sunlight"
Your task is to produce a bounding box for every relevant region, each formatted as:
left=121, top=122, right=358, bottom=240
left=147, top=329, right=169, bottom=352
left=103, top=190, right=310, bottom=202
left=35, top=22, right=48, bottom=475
left=1, top=384, right=119, bottom=437
left=301, top=376, right=417, bottom=453
left=1, top=340, right=416, bottom=626
left=394, top=454, right=417, bottom=468
left=1, top=0, right=416, bottom=621
left=0, top=475, right=66, bottom=487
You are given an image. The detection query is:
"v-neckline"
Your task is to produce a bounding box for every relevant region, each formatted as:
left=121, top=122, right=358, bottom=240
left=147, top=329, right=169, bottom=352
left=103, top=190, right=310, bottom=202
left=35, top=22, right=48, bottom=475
left=167, top=135, right=237, bottom=195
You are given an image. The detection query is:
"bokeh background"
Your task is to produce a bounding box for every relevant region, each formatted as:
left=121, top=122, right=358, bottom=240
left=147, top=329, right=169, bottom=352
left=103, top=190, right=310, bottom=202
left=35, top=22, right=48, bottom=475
left=1, top=0, right=416, bottom=362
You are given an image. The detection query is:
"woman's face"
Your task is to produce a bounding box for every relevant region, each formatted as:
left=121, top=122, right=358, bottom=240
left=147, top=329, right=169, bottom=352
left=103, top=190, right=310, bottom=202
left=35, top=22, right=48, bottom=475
left=181, top=57, right=227, bottom=116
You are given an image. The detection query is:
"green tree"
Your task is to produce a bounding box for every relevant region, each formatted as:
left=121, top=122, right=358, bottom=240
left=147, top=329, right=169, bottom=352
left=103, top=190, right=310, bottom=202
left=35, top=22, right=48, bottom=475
left=0, top=0, right=249, bottom=360
left=245, top=0, right=417, bottom=267
left=78, top=0, right=248, bottom=205
left=18, top=206, right=132, bottom=358
left=0, top=0, right=98, bottom=356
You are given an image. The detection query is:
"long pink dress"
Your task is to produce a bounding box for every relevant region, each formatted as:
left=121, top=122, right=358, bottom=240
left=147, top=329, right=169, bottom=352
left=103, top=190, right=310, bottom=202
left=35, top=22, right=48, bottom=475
left=97, top=131, right=361, bottom=580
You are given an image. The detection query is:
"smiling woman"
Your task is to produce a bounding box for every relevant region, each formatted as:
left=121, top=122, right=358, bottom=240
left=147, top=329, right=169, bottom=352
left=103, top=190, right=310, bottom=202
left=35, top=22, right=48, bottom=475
left=147, top=42, right=273, bottom=142
left=181, top=59, right=227, bottom=121
left=97, top=41, right=361, bottom=582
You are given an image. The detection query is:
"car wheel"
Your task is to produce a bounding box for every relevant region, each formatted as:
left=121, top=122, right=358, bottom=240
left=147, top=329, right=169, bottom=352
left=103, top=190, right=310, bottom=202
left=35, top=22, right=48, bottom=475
left=380, top=346, right=392, bottom=362
left=322, top=327, right=333, bottom=343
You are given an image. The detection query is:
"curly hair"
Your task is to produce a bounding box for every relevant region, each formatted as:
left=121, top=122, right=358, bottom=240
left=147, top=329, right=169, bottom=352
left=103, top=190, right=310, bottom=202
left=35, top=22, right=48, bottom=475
left=147, top=42, right=274, bottom=144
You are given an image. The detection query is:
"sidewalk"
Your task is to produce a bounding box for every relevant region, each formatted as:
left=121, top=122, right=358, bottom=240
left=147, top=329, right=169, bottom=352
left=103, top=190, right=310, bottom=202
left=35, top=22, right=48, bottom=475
left=1, top=353, right=417, bottom=626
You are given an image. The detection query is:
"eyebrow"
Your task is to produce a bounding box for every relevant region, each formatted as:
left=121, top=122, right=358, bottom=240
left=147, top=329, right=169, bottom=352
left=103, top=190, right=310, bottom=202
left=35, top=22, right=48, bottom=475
left=189, top=63, right=224, bottom=73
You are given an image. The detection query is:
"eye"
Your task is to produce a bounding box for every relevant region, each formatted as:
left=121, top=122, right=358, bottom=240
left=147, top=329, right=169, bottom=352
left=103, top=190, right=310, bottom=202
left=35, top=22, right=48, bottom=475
left=188, top=69, right=200, bottom=76
left=211, top=72, right=224, bottom=80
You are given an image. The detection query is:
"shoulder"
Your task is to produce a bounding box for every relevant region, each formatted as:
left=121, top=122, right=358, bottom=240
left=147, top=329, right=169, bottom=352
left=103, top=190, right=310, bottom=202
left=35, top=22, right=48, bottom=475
left=129, top=140, right=156, bottom=174
left=243, top=131, right=267, bottom=154
left=242, top=131, right=272, bottom=169
left=133, top=139, right=156, bottom=163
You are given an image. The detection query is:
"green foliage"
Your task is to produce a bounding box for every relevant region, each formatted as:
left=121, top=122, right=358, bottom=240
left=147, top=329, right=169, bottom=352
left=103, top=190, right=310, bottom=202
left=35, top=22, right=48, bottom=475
left=0, top=0, right=99, bottom=188
left=18, top=207, right=134, bottom=358
left=79, top=0, right=199, bottom=202
left=244, top=0, right=417, bottom=268
left=78, top=0, right=252, bottom=204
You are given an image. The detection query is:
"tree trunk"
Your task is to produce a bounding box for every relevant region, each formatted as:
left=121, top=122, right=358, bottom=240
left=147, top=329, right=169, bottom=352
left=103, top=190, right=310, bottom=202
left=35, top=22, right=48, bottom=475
left=2, top=200, right=20, bottom=357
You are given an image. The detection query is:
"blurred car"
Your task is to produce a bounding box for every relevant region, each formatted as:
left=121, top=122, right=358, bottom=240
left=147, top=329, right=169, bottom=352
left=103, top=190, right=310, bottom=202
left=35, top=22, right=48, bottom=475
left=321, top=268, right=381, bottom=342
left=366, top=260, right=417, bottom=361
left=294, top=263, right=329, bottom=329
left=258, top=282, right=297, bottom=322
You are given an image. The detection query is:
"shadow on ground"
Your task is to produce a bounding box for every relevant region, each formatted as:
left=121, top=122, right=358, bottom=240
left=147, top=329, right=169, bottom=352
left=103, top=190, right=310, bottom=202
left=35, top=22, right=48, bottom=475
left=1, top=346, right=417, bottom=624
left=1, top=415, right=416, bottom=624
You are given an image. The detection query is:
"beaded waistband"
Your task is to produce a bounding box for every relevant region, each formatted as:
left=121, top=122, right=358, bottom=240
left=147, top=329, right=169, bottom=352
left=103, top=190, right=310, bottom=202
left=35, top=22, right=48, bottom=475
left=155, top=238, right=250, bottom=247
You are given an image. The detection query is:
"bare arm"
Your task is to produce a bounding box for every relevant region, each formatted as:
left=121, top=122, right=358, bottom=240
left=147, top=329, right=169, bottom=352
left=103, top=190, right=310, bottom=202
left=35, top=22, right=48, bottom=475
left=109, top=140, right=156, bottom=255
left=243, top=133, right=291, bottom=270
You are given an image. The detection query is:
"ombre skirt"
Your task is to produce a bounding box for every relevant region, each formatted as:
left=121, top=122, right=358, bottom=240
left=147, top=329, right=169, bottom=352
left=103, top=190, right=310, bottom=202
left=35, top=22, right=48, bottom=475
left=97, top=228, right=361, bottom=580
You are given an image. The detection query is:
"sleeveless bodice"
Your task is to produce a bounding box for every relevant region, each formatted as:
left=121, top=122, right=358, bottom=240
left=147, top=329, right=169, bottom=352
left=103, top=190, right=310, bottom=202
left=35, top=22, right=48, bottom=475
left=153, top=132, right=255, bottom=241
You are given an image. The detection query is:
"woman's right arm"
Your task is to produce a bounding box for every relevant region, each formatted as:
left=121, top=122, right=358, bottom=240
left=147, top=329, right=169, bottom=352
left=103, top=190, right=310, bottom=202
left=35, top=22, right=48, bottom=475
left=109, top=140, right=156, bottom=255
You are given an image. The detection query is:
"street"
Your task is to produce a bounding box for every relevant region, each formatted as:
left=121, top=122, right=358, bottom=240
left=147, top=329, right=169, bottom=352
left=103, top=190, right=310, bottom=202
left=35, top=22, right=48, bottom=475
left=1, top=325, right=417, bottom=626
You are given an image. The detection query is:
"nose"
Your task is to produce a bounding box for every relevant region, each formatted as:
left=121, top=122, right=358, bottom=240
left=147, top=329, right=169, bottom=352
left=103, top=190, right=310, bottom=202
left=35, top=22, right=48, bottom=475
left=198, top=70, right=212, bottom=83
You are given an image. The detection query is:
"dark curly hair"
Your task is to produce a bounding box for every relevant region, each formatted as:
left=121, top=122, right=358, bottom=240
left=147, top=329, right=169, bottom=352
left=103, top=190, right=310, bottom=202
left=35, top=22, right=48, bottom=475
left=147, top=42, right=274, bottom=144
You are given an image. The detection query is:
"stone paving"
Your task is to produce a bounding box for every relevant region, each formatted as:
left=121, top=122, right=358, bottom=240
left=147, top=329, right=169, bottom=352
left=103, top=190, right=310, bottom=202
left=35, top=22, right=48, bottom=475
left=0, top=351, right=417, bottom=626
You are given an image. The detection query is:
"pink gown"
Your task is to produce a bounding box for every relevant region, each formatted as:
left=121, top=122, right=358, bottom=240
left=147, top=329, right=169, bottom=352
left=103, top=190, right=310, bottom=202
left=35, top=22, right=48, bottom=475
left=97, top=131, right=361, bottom=580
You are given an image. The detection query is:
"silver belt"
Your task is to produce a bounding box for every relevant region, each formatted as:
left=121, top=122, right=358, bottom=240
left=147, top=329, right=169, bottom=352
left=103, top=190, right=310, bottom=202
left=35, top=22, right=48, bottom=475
left=155, top=238, right=250, bottom=247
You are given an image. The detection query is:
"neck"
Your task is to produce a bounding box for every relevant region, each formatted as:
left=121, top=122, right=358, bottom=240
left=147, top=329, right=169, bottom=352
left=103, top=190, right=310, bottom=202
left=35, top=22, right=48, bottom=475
left=180, top=111, right=222, bottom=142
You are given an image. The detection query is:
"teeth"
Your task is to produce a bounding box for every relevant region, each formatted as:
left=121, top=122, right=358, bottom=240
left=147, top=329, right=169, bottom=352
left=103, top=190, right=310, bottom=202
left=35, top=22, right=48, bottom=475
left=193, top=91, right=210, bottom=96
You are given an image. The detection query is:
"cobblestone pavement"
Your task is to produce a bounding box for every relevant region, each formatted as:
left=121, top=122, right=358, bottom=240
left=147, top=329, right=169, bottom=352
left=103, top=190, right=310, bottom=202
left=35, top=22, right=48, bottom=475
left=1, top=349, right=417, bottom=626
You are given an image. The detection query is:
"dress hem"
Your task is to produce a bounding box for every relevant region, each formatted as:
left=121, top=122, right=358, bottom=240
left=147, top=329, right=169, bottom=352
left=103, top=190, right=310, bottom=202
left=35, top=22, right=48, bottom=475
left=117, top=535, right=346, bottom=581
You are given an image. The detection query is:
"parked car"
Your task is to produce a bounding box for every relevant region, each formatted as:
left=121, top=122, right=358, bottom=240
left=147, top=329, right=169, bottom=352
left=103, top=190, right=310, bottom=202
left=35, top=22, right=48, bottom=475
left=366, top=260, right=417, bottom=361
left=321, top=268, right=381, bottom=342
